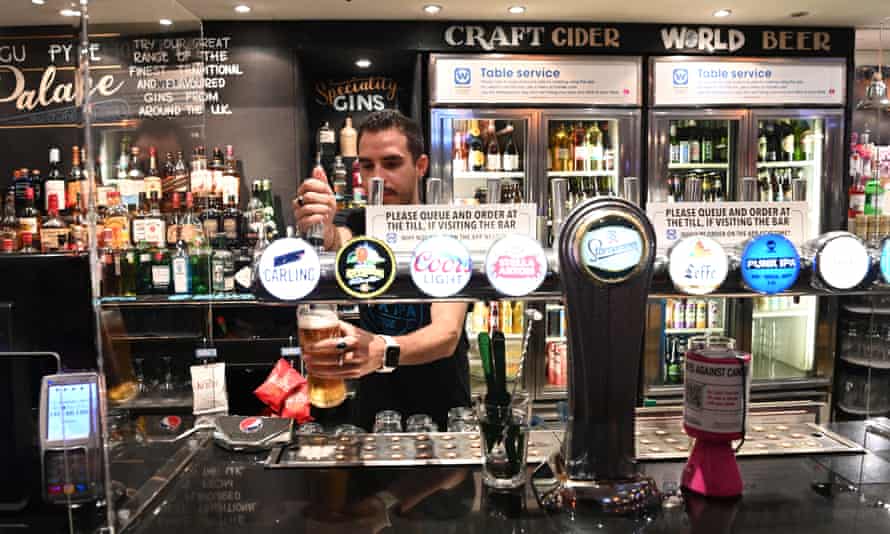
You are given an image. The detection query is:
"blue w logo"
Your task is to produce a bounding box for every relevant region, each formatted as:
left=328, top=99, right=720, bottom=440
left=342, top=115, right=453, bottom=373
left=454, top=68, right=471, bottom=86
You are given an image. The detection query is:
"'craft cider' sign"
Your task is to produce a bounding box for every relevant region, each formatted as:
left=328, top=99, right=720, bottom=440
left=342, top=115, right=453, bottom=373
left=444, top=25, right=621, bottom=50
left=314, top=76, right=399, bottom=112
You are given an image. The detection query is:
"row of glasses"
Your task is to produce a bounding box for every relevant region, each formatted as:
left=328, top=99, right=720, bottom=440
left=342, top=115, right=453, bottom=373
left=839, top=321, right=890, bottom=365
left=132, top=356, right=190, bottom=399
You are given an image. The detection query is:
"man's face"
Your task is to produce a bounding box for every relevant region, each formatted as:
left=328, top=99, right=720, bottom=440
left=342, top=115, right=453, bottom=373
left=358, top=128, right=428, bottom=205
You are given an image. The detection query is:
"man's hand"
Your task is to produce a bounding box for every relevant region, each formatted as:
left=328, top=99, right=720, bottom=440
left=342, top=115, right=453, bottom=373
left=293, top=178, right=338, bottom=250
left=302, top=321, right=385, bottom=379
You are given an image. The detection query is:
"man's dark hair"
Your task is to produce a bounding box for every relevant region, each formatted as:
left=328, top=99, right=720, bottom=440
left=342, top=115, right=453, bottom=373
left=357, top=110, right=425, bottom=162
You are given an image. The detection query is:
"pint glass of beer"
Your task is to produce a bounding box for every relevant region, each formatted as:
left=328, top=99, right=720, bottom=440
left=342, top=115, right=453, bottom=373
left=298, top=304, right=347, bottom=408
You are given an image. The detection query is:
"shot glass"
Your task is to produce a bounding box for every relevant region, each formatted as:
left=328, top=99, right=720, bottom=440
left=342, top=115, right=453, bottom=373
left=373, top=410, right=403, bottom=434
left=406, top=414, right=438, bottom=433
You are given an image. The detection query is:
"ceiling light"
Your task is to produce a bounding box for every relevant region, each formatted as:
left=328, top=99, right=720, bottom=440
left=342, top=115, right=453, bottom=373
left=712, top=9, right=732, bottom=17
left=234, top=4, right=251, bottom=13
left=159, top=18, right=173, bottom=26
left=355, top=58, right=372, bottom=68
left=31, top=0, right=46, bottom=5
left=59, top=8, right=81, bottom=16
left=508, top=5, right=526, bottom=14
left=790, top=11, right=810, bottom=18
left=423, top=4, right=442, bottom=14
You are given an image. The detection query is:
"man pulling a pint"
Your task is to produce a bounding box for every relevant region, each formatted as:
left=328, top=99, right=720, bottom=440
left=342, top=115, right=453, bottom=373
left=293, top=110, right=470, bottom=431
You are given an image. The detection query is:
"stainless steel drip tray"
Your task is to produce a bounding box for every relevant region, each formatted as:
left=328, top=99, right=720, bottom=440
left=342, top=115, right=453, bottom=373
left=265, top=430, right=565, bottom=468
left=635, top=420, right=865, bottom=461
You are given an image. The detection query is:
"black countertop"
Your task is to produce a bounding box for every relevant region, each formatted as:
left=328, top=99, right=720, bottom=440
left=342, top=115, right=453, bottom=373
left=118, top=421, right=890, bottom=534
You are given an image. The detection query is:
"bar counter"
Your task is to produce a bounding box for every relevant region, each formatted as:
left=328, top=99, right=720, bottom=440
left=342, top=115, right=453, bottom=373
left=113, top=421, right=890, bottom=534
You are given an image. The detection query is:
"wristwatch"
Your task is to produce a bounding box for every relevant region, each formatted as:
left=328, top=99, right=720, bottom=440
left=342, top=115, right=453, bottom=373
left=376, top=335, right=400, bottom=373
left=374, top=490, right=400, bottom=527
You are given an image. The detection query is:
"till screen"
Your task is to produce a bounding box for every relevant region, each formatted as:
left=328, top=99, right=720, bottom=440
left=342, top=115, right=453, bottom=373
left=46, top=383, right=94, bottom=442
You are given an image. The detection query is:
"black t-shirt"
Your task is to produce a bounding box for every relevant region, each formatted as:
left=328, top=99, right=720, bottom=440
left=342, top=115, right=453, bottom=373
left=334, top=208, right=471, bottom=432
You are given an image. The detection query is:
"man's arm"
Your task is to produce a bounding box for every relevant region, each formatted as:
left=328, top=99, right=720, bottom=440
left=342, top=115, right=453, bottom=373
left=386, top=302, right=468, bottom=366
left=304, top=302, right=469, bottom=379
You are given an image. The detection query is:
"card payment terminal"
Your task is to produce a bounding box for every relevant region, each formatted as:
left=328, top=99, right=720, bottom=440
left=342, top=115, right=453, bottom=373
left=39, top=372, right=104, bottom=505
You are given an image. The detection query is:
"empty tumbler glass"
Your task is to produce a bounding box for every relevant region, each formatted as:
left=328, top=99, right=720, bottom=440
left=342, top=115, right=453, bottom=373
left=373, top=410, right=403, bottom=433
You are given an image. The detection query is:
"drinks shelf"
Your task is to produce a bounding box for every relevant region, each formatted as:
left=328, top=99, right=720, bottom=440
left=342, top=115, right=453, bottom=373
left=545, top=336, right=566, bottom=342
left=99, top=294, right=288, bottom=307
left=664, top=327, right=723, bottom=335
left=756, top=160, right=817, bottom=169
left=547, top=170, right=618, bottom=178
left=453, top=171, right=525, bottom=180
left=112, top=392, right=193, bottom=411
left=752, top=309, right=811, bottom=319
left=842, top=304, right=890, bottom=315
left=667, top=163, right=729, bottom=170
left=837, top=402, right=890, bottom=416
left=839, top=353, right=890, bottom=370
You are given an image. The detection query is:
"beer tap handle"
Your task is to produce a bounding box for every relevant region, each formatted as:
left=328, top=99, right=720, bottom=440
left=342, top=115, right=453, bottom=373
left=369, top=177, right=385, bottom=206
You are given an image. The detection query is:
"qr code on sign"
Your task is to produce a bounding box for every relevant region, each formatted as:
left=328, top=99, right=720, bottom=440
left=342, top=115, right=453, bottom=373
left=686, top=380, right=705, bottom=409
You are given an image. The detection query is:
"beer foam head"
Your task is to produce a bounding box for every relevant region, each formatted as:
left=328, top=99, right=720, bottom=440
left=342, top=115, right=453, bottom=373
left=298, top=309, right=338, bottom=329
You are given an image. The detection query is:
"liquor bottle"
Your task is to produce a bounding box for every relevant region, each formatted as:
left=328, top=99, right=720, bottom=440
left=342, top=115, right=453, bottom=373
left=166, top=192, right=182, bottom=248
left=677, top=121, right=690, bottom=164
left=511, top=300, right=524, bottom=335
left=173, top=150, right=189, bottom=192
left=782, top=170, right=793, bottom=202
left=68, top=192, right=86, bottom=251
left=667, top=175, right=678, bottom=203
left=770, top=171, right=782, bottom=202
left=162, top=151, right=177, bottom=194
left=352, top=160, right=366, bottom=208
left=244, top=182, right=264, bottom=248
left=144, top=192, right=166, bottom=248
left=211, top=234, right=234, bottom=294
left=669, top=123, right=680, bottom=164
left=792, top=121, right=807, bottom=161
left=801, top=122, right=815, bottom=161
left=758, top=125, right=768, bottom=162
left=333, top=155, right=348, bottom=210
left=124, top=146, right=145, bottom=210
left=66, top=146, right=84, bottom=214
left=340, top=116, right=357, bottom=158
left=45, top=146, right=66, bottom=214
left=468, top=120, right=485, bottom=172
left=100, top=228, right=118, bottom=295
left=758, top=171, right=770, bottom=202
left=702, top=121, right=715, bottom=163
left=865, top=166, right=883, bottom=216
left=222, top=145, right=240, bottom=205
left=554, top=123, right=571, bottom=172
left=115, top=136, right=130, bottom=190
left=222, top=195, right=242, bottom=246
left=764, top=123, right=778, bottom=162
left=318, top=121, right=336, bottom=159
left=40, top=194, right=68, bottom=252
left=713, top=177, right=724, bottom=202
left=688, top=120, right=701, bottom=164
left=189, top=238, right=211, bottom=295
left=181, top=192, right=205, bottom=248
left=17, top=186, right=40, bottom=251
left=209, top=146, right=225, bottom=196
left=144, top=147, right=163, bottom=199
left=849, top=169, right=866, bottom=222
left=199, top=194, right=222, bottom=238
left=0, top=192, right=18, bottom=247
left=500, top=300, right=513, bottom=333
left=130, top=193, right=149, bottom=246
left=572, top=122, right=587, bottom=172
left=29, top=170, right=43, bottom=218
left=135, top=241, right=153, bottom=295
left=452, top=130, right=467, bottom=173
left=189, top=146, right=210, bottom=195
left=118, top=233, right=138, bottom=297
left=586, top=122, right=604, bottom=172
left=171, top=232, right=191, bottom=295
left=19, top=232, right=37, bottom=254
left=104, top=192, right=130, bottom=249
left=485, top=122, right=501, bottom=172
left=261, top=179, right=279, bottom=241
left=234, top=246, right=253, bottom=294
left=781, top=120, right=795, bottom=161
left=150, top=247, right=171, bottom=294
left=502, top=125, right=519, bottom=172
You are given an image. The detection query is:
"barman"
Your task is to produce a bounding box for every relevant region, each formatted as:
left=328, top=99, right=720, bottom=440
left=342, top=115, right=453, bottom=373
left=293, top=110, right=470, bottom=431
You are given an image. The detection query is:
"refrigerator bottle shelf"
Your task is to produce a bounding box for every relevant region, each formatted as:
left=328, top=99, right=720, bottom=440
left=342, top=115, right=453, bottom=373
left=453, top=171, right=525, bottom=180
left=843, top=304, right=890, bottom=315
left=756, top=160, right=817, bottom=168
left=837, top=402, right=890, bottom=416
left=667, top=162, right=728, bottom=170
left=664, top=327, right=724, bottom=335
left=839, top=354, right=890, bottom=370
left=545, top=336, right=566, bottom=342
left=753, top=309, right=812, bottom=319
left=547, top=170, right=618, bottom=178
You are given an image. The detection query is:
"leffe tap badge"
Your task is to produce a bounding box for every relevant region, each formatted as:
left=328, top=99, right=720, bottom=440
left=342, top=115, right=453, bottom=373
left=668, top=236, right=729, bottom=295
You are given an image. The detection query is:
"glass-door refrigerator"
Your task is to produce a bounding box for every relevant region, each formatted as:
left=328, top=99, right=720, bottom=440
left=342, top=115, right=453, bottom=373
left=428, top=55, right=643, bottom=405
left=643, top=57, right=846, bottom=410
